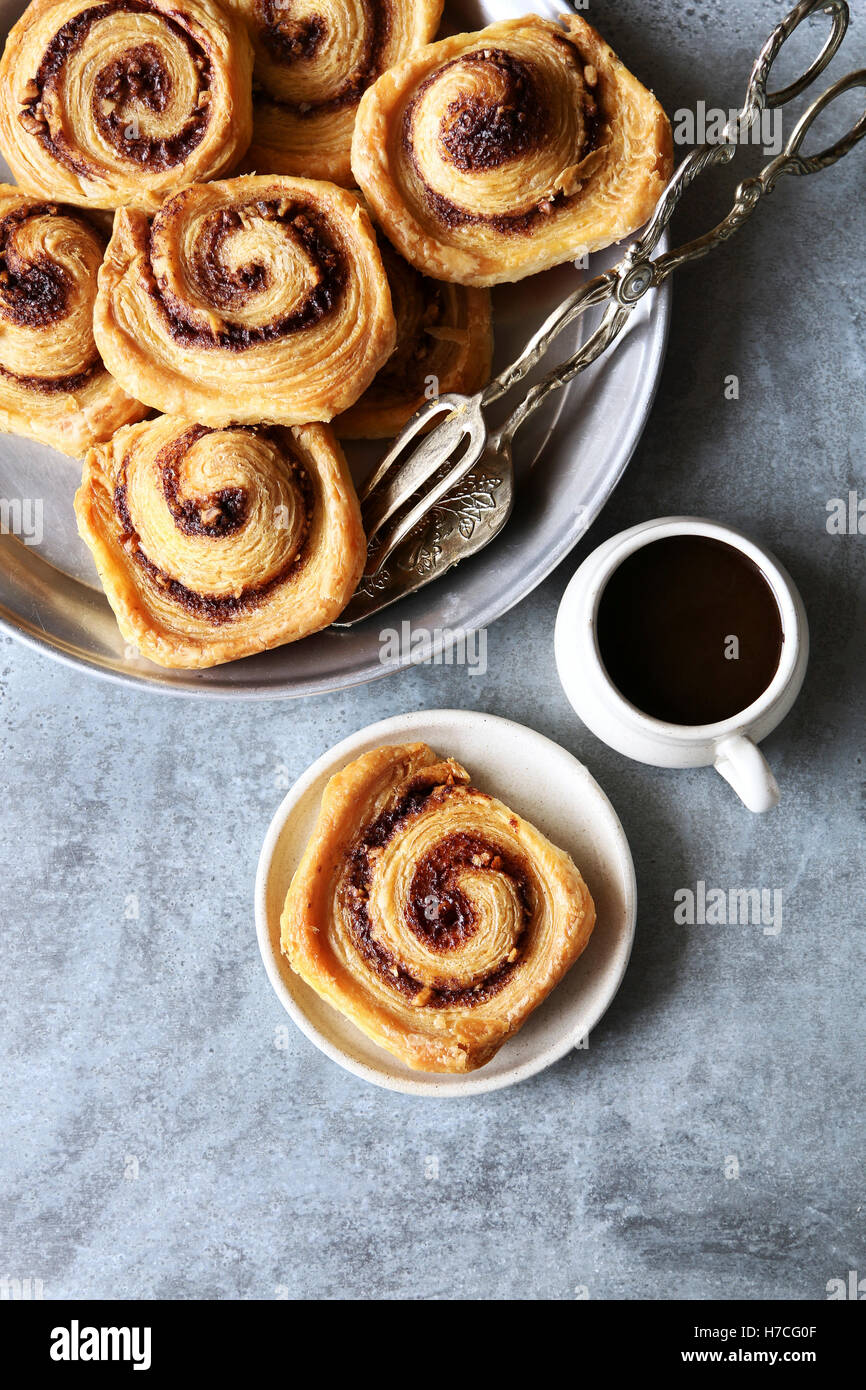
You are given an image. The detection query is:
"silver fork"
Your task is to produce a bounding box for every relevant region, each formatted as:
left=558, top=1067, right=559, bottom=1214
left=336, top=0, right=865, bottom=627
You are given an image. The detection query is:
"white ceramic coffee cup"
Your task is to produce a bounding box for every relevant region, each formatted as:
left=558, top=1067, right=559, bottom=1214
left=554, top=517, right=809, bottom=813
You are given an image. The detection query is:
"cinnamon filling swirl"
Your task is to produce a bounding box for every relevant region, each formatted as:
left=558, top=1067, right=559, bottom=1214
left=19, top=1, right=213, bottom=176
left=436, top=51, right=549, bottom=173
left=255, top=0, right=392, bottom=114
left=156, top=424, right=248, bottom=537
left=0, top=203, right=69, bottom=323
left=401, top=43, right=602, bottom=235
left=76, top=414, right=365, bottom=664
left=0, top=359, right=99, bottom=393
left=343, top=780, right=532, bottom=1008
left=113, top=425, right=313, bottom=623
left=148, top=199, right=347, bottom=351
left=0, top=201, right=102, bottom=391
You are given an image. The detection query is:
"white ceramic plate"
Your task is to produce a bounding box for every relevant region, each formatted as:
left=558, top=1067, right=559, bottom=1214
left=0, top=0, right=671, bottom=697
left=255, top=710, right=637, bottom=1095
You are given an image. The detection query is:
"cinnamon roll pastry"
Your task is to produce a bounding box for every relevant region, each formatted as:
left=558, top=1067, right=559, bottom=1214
left=336, top=237, right=492, bottom=439
left=93, top=176, right=397, bottom=427
left=352, top=13, right=673, bottom=286
left=0, top=186, right=145, bottom=455
left=235, top=0, right=443, bottom=186
left=74, top=415, right=366, bottom=667
left=0, top=0, right=253, bottom=213
left=282, top=743, right=596, bottom=1073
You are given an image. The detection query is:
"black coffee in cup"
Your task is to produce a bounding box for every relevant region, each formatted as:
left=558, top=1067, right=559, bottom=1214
left=596, top=535, right=784, bottom=726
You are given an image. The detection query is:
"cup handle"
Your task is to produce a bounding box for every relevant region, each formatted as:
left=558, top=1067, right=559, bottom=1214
left=713, top=734, right=780, bottom=813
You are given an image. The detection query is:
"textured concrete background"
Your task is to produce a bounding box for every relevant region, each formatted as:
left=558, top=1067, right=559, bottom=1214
left=2, top=0, right=865, bottom=1300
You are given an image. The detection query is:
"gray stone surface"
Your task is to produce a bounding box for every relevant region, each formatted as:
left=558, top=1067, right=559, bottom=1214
left=1, top=1, right=865, bottom=1301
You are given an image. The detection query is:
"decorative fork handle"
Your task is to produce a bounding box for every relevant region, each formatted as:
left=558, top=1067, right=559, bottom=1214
left=481, top=271, right=617, bottom=408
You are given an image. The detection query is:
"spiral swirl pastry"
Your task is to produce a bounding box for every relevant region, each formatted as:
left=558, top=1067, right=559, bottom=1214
left=233, top=0, right=443, bottom=186
left=337, top=236, right=492, bottom=439
left=352, top=14, right=674, bottom=286
left=0, top=0, right=253, bottom=212
left=282, top=743, right=596, bottom=1073
left=0, top=186, right=145, bottom=455
left=74, top=414, right=366, bottom=667
left=93, top=176, right=396, bottom=427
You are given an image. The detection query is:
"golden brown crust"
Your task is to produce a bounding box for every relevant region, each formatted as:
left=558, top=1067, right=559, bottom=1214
left=74, top=415, right=366, bottom=667
left=234, top=0, right=444, bottom=186
left=92, top=176, right=397, bottom=427
left=0, top=0, right=254, bottom=213
left=351, top=13, right=673, bottom=286
left=281, top=743, right=596, bottom=1073
left=336, top=235, right=492, bottom=439
left=0, top=184, right=146, bottom=455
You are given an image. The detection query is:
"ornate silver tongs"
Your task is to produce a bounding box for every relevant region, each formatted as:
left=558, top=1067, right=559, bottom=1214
left=336, top=0, right=866, bottom=626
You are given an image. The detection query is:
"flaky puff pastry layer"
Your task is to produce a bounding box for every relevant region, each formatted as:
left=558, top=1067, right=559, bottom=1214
left=0, top=0, right=253, bottom=213
left=235, top=0, right=443, bottom=187
left=282, top=743, right=596, bottom=1073
left=93, top=176, right=397, bottom=427
left=336, top=235, right=492, bottom=439
left=352, top=13, right=673, bottom=286
left=74, top=415, right=366, bottom=667
left=0, top=186, right=146, bottom=456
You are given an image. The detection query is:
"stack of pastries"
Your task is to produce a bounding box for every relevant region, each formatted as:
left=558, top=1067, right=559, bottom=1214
left=0, top=0, right=672, bottom=669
